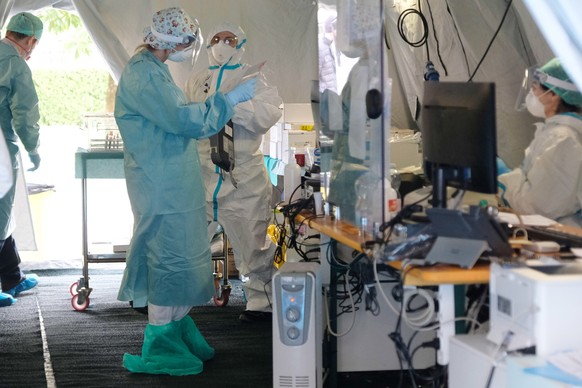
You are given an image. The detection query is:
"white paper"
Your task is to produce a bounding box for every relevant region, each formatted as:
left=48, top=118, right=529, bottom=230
left=497, top=212, right=557, bottom=227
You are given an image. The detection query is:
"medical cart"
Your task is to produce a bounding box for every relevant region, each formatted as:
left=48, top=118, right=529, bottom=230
left=70, top=150, right=127, bottom=311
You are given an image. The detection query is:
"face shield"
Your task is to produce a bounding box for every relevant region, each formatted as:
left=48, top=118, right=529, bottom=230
left=149, top=24, right=203, bottom=64
left=515, top=65, right=580, bottom=111
left=515, top=66, right=539, bottom=111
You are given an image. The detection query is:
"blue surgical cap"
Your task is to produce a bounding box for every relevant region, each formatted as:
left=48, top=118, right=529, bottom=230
left=6, top=12, right=43, bottom=40
left=539, top=58, right=582, bottom=107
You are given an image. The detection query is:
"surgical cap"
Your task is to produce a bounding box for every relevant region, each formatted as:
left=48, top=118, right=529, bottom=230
left=7, top=12, right=43, bottom=40
left=538, top=58, right=582, bottom=107
left=143, top=7, right=201, bottom=51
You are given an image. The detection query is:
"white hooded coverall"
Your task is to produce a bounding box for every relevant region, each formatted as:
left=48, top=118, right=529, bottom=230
left=498, top=113, right=582, bottom=227
left=185, top=23, right=282, bottom=312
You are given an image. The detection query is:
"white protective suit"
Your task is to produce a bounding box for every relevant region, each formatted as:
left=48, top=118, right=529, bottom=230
left=499, top=113, right=582, bottom=226
left=185, top=23, right=282, bottom=312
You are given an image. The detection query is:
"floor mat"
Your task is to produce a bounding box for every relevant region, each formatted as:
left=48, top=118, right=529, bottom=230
left=0, top=269, right=272, bottom=388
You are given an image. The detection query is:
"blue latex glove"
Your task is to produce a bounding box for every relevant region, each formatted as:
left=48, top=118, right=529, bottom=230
left=496, top=156, right=510, bottom=175
left=497, top=180, right=510, bottom=207
left=28, top=152, right=41, bottom=171
left=225, top=77, right=257, bottom=106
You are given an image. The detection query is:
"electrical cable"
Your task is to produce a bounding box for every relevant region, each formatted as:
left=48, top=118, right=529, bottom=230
left=424, top=0, right=448, bottom=76
left=467, top=0, right=514, bottom=82
left=397, top=7, right=429, bottom=49
left=376, top=259, right=484, bottom=332
left=444, top=0, right=471, bottom=78
left=466, top=285, right=489, bottom=334
left=323, top=269, right=357, bottom=337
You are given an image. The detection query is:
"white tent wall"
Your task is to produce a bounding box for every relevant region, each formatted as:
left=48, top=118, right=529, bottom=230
left=384, top=0, right=554, bottom=168
left=74, top=0, right=319, bottom=103
left=4, top=0, right=319, bottom=103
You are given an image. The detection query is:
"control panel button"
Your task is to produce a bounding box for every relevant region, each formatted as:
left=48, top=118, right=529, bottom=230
left=286, top=307, right=301, bottom=322
left=287, top=326, right=300, bottom=340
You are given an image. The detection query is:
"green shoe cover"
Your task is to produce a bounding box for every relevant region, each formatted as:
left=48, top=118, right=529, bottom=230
left=123, top=320, right=203, bottom=376
left=181, top=315, right=215, bottom=361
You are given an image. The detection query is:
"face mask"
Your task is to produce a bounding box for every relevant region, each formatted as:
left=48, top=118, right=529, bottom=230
left=6, top=36, right=35, bottom=61
left=525, top=89, right=547, bottom=118
left=168, top=47, right=192, bottom=62
left=211, top=42, right=236, bottom=64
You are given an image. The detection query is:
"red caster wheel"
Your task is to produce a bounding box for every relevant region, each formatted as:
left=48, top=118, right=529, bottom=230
left=71, top=294, right=90, bottom=311
left=69, top=281, right=79, bottom=296
left=213, top=286, right=231, bottom=307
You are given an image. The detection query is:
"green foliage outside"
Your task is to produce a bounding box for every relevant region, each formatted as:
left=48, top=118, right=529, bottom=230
left=28, top=9, right=111, bottom=126
left=33, top=70, right=111, bottom=126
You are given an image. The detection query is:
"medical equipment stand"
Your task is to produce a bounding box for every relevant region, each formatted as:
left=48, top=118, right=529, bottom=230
left=70, top=151, right=126, bottom=311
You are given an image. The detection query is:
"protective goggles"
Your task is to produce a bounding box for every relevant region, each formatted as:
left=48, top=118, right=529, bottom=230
left=209, top=35, right=238, bottom=48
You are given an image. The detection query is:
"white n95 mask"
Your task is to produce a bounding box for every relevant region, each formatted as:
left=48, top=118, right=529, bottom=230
left=525, top=90, right=546, bottom=118
left=211, top=43, right=236, bottom=64
left=168, top=47, right=193, bottom=62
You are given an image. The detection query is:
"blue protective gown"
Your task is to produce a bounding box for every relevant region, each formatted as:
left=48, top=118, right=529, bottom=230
left=0, top=40, right=40, bottom=240
left=114, top=49, right=234, bottom=307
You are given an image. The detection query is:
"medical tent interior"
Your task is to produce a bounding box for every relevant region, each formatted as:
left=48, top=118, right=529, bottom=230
left=1, top=0, right=581, bottom=264
left=2, top=0, right=582, bottom=387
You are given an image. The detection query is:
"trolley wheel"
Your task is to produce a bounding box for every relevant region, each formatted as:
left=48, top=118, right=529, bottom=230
left=69, top=281, right=79, bottom=296
left=213, top=277, right=221, bottom=291
left=71, top=294, right=90, bottom=311
left=213, top=287, right=231, bottom=307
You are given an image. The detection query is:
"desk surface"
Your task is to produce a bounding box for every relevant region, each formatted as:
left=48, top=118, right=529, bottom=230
left=296, top=211, right=491, bottom=286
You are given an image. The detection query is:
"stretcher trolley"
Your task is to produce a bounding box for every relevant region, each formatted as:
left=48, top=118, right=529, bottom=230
left=70, top=150, right=127, bottom=311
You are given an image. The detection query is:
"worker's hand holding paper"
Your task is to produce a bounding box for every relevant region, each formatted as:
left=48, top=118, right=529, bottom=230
left=241, top=61, right=266, bottom=82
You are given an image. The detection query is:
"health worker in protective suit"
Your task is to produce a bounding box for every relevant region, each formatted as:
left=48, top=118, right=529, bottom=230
left=185, top=23, right=282, bottom=323
left=498, top=58, right=582, bottom=226
left=114, top=7, right=256, bottom=375
left=0, top=12, right=43, bottom=308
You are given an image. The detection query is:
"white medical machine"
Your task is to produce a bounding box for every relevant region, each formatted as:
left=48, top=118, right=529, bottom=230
left=272, top=262, right=323, bottom=388
left=488, top=262, right=582, bottom=355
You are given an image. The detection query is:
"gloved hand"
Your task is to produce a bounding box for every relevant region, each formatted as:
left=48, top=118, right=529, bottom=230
left=496, top=156, right=510, bottom=175
left=28, top=152, right=41, bottom=171
left=497, top=180, right=510, bottom=208
left=225, top=78, right=257, bottom=106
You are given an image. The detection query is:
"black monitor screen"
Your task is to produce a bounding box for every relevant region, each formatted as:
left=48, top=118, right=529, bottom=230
left=420, top=82, right=497, bottom=208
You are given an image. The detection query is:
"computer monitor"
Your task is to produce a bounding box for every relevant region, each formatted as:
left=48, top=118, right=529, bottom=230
left=420, top=82, right=497, bottom=208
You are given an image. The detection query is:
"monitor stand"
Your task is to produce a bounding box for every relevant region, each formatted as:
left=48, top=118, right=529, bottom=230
left=425, top=237, right=489, bottom=269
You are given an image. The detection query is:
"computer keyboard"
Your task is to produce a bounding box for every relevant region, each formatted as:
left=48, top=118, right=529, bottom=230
left=522, top=225, right=582, bottom=249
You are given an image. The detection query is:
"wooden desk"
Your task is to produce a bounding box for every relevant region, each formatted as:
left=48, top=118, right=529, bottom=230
left=295, top=211, right=491, bottom=286
left=296, top=210, right=490, bottom=371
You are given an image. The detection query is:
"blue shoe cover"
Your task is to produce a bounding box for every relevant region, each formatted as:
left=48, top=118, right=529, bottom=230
left=7, top=274, right=39, bottom=297
left=123, top=319, right=204, bottom=376
left=181, top=315, right=215, bottom=361
left=0, top=292, right=16, bottom=307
